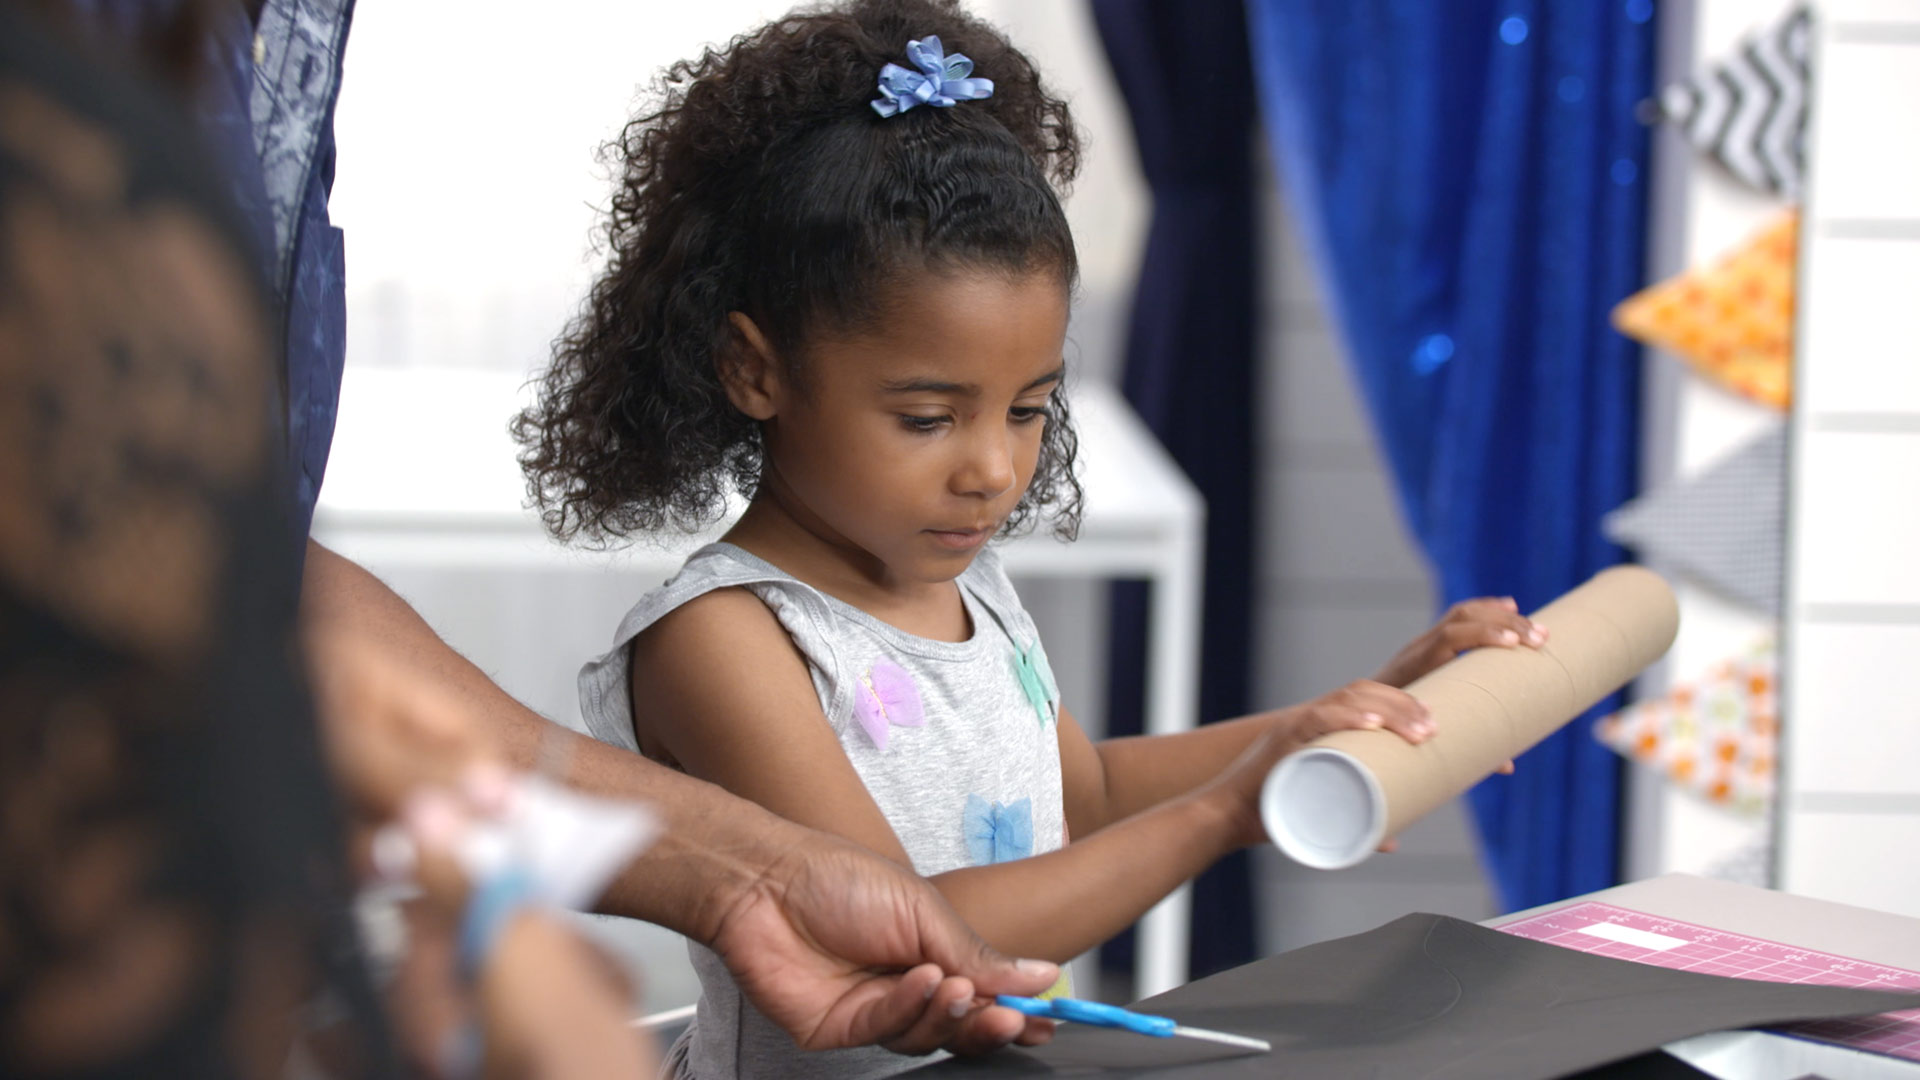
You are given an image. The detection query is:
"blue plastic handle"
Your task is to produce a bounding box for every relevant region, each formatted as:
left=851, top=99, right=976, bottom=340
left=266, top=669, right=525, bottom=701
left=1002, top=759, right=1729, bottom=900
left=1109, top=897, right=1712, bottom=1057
left=995, top=995, right=1177, bottom=1038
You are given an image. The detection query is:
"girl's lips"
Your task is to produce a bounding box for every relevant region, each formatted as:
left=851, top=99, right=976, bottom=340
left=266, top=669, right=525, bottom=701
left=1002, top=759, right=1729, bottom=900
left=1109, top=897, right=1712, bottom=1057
left=927, top=526, right=992, bottom=550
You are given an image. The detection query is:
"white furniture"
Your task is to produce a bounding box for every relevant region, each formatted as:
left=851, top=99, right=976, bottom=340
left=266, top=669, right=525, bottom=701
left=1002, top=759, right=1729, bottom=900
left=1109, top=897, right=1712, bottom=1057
left=314, top=365, right=1205, bottom=998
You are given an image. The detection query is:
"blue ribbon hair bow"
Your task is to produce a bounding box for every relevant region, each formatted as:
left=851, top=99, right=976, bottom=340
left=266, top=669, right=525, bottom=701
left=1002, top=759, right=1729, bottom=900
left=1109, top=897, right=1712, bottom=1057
left=871, top=36, right=995, bottom=117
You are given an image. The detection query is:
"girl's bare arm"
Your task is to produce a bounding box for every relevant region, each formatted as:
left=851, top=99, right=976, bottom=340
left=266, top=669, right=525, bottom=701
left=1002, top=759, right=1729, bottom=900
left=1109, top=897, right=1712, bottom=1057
left=1055, top=597, right=1546, bottom=836
left=634, top=589, right=1299, bottom=963
left=1056, top=690, right=1425, bottom=839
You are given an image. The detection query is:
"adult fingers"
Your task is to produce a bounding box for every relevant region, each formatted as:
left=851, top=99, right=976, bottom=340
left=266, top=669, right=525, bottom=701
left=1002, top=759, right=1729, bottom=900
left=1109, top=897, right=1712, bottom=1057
left=869, top=971, right=1057, bottom=1058
left=918, top=887, right=1058, bottom=1000
left=939, top=1004, right=1055, bottom=1056
left=1012, top=1015, right=1057, bottom=1047
left=403, top=789, right=477, bottom=915
left=877, top=971, right=974, bottom=1056
left=889, top=879, right=1058, bottom=1054
left=810, top=966, right=940, bottom=1052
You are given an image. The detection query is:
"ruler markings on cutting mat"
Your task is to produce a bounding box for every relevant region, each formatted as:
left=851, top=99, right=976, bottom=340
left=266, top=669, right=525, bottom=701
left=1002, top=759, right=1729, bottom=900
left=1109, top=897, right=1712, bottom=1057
left=1499, top=901, right=1920, bottom=1063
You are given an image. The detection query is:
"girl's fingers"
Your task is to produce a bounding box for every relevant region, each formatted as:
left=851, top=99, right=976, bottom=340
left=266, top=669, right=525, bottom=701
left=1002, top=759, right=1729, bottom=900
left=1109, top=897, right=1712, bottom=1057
left=1442, top=611, right=1545, bottom=651
left=1513, top=613, right=1547, bottom=645
left=1441, top=622, right=1514, bottom=651
left=1445, top=597, right=1513, bottom=622
left=1304, top=705, right=1376, bottom=740
left=1344, top=682, right=1432, bottom=743
left=1470, top=598, right=1543, bottom=643
left=1370, top=706, right=1433, bottom=743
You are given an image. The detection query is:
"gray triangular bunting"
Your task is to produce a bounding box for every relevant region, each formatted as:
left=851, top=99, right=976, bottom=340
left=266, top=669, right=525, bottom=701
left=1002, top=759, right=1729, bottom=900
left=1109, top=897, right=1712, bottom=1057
left=1603, top=427, right=1785, bottom=615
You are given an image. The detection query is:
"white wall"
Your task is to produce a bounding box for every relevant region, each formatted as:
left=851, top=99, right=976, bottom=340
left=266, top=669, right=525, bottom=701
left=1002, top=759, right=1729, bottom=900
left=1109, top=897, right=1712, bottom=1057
left=332, top=1, right=1146, bottom=381
left=1776, top=0, right=1920, bottom=916
left=334, top=2, right=789, bottom=373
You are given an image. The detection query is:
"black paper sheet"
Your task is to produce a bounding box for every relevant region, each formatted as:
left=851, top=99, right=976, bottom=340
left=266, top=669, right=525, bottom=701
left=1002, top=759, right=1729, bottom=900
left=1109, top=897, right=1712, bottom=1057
left=1566, top=1051, right=1717, bottom=1079
left=914, top=913, right=1920, bottom=1078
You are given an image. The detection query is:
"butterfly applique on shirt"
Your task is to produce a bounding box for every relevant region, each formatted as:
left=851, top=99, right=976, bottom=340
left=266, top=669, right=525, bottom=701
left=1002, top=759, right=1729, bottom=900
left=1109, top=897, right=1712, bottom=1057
left=963, top=794, right=1034, bottom=865
left=962, top=794, right=1069, bottom=997
left=1013, top=638, right=1058, bottom=727
left=853, top=658, right=925, bottom=750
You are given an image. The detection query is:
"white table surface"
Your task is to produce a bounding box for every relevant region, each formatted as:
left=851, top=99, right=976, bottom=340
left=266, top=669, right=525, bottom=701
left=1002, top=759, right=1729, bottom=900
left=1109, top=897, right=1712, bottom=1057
left=316, top=364, right=1207, bottom=997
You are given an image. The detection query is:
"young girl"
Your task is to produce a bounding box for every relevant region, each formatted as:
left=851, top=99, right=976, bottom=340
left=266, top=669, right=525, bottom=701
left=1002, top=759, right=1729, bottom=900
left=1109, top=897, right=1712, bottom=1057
left=516, top=2, right=1540, bottom=1076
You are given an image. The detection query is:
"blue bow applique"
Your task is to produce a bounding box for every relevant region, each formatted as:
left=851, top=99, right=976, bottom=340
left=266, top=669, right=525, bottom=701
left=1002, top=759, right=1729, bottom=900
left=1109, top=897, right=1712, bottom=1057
left=1013, top=638, right=1057, bottom=727
left=870, top=36, right=995, bottom=117
left=963, top=794, right=1033, bottom=866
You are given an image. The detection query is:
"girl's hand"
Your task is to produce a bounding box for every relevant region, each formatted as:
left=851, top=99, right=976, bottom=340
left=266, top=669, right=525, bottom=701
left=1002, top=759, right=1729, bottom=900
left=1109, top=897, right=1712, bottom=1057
left=1204, top=680, right=1431, bottom=847
left=1373, top=597, right=1546, bottom=689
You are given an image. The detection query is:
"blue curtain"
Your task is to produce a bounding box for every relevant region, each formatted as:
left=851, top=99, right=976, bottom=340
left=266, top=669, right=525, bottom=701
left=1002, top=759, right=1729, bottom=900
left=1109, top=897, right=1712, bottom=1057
left=1244, top=0, right=1655, bottom=912
left=1091, top=0, right=1261, bottom=979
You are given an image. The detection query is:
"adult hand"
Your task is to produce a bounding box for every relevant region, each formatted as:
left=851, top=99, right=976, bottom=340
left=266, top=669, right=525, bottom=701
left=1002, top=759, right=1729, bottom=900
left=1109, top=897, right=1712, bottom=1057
left=710, top=825, right=1059, bottom=1056
left=1373, top=596, right=1546, bottom=689
left=302, top=544, right=1052, bottom=1058
left=307, top=623, right=498, bottom=819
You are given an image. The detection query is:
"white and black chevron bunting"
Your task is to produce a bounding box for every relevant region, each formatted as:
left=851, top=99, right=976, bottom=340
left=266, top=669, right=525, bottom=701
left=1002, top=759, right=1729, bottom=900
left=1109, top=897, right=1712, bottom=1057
left=1654, top=5, right=1810, bottom=197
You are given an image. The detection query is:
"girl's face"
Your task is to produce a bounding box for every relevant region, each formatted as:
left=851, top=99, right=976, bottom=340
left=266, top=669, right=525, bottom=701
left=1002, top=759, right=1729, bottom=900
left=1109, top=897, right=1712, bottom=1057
left=749, top=269, right=1069, bottom=587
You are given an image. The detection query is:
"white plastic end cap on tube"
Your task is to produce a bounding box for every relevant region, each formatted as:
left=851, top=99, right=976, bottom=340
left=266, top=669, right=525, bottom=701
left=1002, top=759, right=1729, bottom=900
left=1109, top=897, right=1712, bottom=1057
left=1259, top=748, right=1387, bottom=870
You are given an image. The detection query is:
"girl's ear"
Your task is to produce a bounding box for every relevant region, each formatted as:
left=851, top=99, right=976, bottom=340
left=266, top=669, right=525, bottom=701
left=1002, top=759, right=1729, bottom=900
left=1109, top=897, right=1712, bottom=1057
left=719, top=312, right=784, bottom=421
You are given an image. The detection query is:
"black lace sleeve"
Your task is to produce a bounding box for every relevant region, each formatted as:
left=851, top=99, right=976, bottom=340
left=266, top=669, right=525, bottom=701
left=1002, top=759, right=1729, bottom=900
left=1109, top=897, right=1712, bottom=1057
left=0, top=7, right=390, bottom=1077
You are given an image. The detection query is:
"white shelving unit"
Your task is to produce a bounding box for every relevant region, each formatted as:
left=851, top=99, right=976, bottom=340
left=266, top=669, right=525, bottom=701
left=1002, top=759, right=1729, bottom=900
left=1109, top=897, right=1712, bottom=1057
left=1776, top=0, right=1920, bottom=917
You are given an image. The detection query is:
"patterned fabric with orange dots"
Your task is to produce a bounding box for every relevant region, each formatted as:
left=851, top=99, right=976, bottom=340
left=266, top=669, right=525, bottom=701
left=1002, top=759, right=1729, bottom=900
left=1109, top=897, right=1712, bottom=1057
left=1611, top=212, right=1797, bottom=411
left=1594, top=636, right=1778, bottom=816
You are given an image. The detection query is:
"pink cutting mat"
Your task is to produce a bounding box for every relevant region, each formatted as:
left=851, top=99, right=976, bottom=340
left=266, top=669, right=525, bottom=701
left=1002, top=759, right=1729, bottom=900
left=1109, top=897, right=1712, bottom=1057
left=1499, top=901, right=1920, bottom=1063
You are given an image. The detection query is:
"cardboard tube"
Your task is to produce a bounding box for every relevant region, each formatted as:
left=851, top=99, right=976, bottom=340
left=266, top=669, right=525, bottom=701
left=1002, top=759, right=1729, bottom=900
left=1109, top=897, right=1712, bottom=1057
left=1260, top=566, right=1678, bottom=869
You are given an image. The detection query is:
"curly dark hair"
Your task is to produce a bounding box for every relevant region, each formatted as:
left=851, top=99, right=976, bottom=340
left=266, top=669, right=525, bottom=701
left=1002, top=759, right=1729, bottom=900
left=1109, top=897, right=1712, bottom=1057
left=513, top=0, right=1084, bottom=545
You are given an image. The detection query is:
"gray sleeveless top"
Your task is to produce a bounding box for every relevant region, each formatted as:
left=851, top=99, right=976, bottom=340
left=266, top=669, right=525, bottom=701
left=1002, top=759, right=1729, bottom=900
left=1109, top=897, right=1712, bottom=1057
left=578, top=542, right=1066, bottom=1080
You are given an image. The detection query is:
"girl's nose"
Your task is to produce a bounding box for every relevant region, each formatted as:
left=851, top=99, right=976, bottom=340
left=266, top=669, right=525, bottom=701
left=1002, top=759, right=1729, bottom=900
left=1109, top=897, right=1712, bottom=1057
left=952, top=428, right=1016, bottom=499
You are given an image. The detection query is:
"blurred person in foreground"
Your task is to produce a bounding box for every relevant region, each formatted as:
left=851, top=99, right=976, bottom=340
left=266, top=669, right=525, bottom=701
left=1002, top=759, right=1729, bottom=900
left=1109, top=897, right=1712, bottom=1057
left=0, top=0, right=1059, bottom=1072
left=0, top=3, right=652, bottom=1075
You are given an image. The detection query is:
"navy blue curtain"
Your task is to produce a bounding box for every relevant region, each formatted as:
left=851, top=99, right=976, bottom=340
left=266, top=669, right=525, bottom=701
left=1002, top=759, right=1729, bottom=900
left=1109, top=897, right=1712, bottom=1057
left=1244, top=0, right=1655, bottom=912
left=1091, top=0, right=1260, bottom=980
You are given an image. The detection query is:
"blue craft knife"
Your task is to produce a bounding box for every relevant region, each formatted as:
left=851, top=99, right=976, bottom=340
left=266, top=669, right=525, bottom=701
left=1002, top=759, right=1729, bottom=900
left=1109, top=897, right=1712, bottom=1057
left=995, top=995, right=1272, bottom=1054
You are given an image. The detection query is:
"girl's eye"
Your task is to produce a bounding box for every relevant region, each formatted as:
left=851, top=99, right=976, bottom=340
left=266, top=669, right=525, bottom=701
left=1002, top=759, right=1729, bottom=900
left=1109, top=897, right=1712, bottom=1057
left=899, top=414, right=949, bottom=433
left=1010, top=405, right=1049, bottom=425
